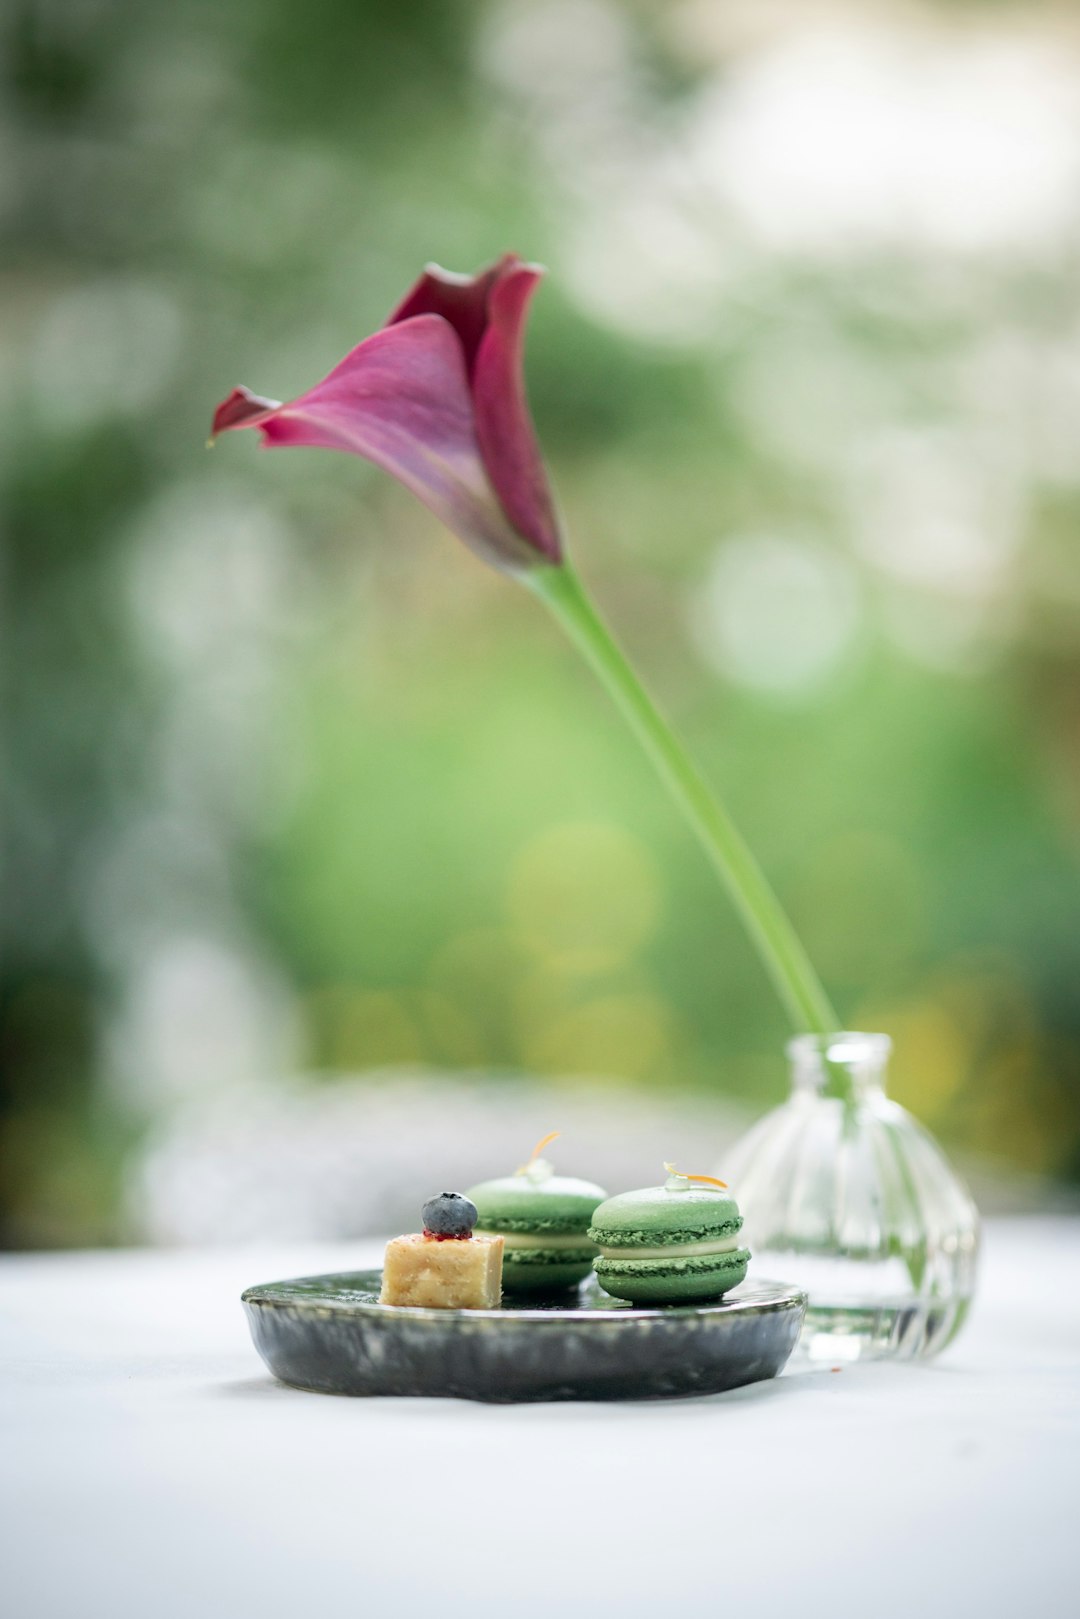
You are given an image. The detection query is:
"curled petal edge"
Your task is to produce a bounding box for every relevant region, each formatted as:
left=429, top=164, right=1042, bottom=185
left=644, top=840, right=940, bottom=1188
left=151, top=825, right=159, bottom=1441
left=473, top=263, right=562, bottom=564
left=210, top=317, right=549, bottom=574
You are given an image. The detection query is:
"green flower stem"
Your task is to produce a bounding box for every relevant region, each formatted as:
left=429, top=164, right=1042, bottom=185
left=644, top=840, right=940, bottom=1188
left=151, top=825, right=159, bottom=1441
left=528, top=561, right=839, bottom=1036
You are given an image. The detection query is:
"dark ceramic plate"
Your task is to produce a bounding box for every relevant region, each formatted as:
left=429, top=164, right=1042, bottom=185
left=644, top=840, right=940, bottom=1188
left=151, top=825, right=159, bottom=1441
left=242, top=1269, right=806, bottom=1403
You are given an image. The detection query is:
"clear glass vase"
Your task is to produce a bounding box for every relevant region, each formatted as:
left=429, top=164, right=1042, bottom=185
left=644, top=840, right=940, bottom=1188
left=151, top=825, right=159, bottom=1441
left=723, top=1032, right=980, bottom=1363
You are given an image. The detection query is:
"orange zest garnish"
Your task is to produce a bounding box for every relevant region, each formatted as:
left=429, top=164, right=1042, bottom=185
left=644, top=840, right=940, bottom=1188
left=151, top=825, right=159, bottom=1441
left=663, top=1161, right=728, bottom=1189
left=515, top=1130, right=560, bottom=1175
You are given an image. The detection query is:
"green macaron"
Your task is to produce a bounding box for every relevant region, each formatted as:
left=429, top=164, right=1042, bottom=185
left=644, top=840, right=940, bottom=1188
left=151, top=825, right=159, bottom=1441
left=466, top=1154, right=608, bottom=1294
left=589, top=1171, right=750, bottom=1304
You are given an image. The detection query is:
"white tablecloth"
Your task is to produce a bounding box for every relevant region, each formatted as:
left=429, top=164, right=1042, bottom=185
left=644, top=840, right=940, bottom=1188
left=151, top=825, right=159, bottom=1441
left=2, top=1218, right=1077, bottom=1619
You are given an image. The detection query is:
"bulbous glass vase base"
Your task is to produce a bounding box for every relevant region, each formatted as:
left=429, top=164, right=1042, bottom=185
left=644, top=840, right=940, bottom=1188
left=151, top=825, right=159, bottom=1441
left=799, top=1297, right=973, bottom=1364
left=724, top=1033, right=980, bottom=1364
left=755, top=1252, right=975, bottom=1365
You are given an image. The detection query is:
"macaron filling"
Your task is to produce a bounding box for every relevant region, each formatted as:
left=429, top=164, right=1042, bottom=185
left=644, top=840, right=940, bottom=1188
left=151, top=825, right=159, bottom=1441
left=473, top=1216, right=592, bottom=1235
left=595, top=1233, right=743, bottom=1263
left=479, top=1229, right=596, bottom=1253
left=595, top=1250, right=749, bottom=1281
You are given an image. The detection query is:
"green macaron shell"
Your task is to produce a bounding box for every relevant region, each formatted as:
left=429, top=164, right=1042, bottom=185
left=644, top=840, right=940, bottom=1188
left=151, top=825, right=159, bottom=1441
left=466, top=1172, right=608, bottom=1293
left=503, top=1249, right=598, bottom=1292
left=502, top=1244, right=599, bottom=1265
left=590, top=1182, right=749, bottom=1304
left=594, top=1248, right=750, bottom=1304
left=588, top=1183, right=743, bottom=1247
left=466, top=1173, right=609, bottom=1235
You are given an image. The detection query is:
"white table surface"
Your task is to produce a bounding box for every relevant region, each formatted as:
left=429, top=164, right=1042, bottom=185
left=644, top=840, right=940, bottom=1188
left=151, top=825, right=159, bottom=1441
left=2, top=1217, right=1077, bottom=1619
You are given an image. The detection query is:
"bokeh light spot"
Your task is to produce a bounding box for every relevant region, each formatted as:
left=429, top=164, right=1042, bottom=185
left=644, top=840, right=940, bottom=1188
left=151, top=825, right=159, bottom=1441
left=506, top=821, right=663, bottom=974
left=691, top=533, right=861, bottom=700
left=306, top=986, right=424, bottom=1072
left=30, top=279, right=183, bottom=431
left=522, top=989, right=676, bottom=1083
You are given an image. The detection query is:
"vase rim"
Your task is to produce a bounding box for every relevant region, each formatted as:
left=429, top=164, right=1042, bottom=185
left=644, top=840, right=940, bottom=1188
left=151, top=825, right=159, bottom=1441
left=786, top=1030, right=893, bottom=1064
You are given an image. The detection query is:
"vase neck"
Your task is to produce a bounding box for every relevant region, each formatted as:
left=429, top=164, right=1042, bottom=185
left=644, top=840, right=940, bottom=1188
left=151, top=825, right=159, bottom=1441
left=787, top=1031, right=892, bottom=1101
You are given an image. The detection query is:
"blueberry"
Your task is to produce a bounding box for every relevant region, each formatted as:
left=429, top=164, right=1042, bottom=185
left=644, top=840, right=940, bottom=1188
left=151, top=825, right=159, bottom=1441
left=422, top=1192, right=478, bottom=1237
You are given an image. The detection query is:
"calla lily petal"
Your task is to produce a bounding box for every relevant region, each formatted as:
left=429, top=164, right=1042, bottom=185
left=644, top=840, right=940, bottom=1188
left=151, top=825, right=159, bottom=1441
left=387, top=257, right=511, bottom=380
left=474, top=262, right=562, bottom=564
left=211, top=254, right=563, bottom=572
left=211, top=388, right=281, bottom=433
left=212, top=315, right=541, bottom=571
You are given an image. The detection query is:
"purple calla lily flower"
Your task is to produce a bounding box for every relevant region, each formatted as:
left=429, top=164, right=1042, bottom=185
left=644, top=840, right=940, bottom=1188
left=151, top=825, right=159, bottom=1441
left=210, top=252, right=841, bottom=1039
left=211, top=254, right=562, bottom=573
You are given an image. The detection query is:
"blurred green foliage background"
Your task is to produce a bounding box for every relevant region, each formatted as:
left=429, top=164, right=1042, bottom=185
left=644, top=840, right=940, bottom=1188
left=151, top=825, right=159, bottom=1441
left=3, top=0, right=1080, bottom=1245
